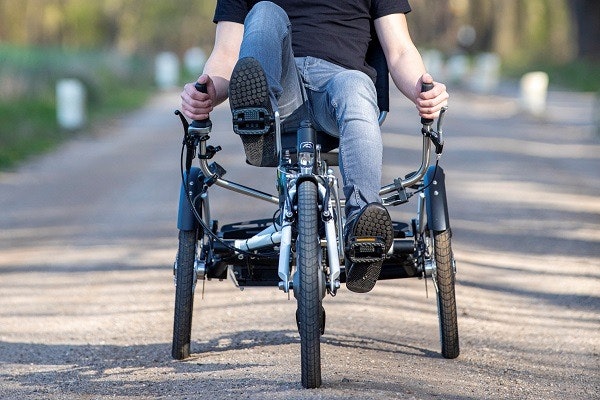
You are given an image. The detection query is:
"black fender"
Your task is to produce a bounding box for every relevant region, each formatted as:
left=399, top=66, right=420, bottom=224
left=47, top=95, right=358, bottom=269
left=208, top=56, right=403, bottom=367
left=295, top=175, right=325, bottom=203
left=296, top=174, right=321, bottom=188
left=177, top=167, right=203, bottom=231
left=424, top=165, right=450, bottom=232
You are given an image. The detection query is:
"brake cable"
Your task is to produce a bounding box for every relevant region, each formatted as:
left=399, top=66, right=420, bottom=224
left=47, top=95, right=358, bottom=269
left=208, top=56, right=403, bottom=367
left=178, top=130, right=279, bottom=261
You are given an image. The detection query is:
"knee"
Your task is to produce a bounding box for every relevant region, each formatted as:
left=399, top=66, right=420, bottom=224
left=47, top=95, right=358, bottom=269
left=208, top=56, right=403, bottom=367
left=247, top=1, right=289, bottom=26
left=331, top=70, right=377, bottom=99
left=329, top=71, right=379, bottom=118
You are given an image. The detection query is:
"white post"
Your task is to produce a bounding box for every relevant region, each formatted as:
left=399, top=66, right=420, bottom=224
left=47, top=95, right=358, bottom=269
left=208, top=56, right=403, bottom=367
left=56, top=79, right=86, bottom=130
left=470, top=52, right=501, bottom=94
left=421, top=49, right=445, bottom=81
left=155, top=52, right=180, bottom=90
left=595, top=92, right=600, bottom=136
left=184, top=47, right=206, bottom=76
left=446, top=54, right=470, bottom=85
left=519, top=72, right=549, bottom=117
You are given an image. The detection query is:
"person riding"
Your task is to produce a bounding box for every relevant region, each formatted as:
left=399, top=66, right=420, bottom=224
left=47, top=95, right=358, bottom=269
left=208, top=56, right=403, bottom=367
left=180, top=0, right=449, bottom=293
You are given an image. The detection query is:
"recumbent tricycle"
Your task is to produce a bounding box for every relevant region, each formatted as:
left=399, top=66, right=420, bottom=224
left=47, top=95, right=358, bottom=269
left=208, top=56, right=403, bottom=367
left=170, top=44, right=459, bottom=389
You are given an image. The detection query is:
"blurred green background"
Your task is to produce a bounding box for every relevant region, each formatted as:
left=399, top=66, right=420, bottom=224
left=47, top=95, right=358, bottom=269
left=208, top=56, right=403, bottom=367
left=1, top=0, right=598, bottom=169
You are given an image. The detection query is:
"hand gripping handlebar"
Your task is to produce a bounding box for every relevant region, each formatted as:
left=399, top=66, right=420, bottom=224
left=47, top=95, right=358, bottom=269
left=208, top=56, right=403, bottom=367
left=420, top=81, right=435, bottom=126
left=188, top=82, right=212, bottom=136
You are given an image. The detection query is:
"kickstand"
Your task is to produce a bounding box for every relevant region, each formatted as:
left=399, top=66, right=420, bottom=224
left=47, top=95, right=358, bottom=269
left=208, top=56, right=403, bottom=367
left=228, top=266, right=244, bottom=291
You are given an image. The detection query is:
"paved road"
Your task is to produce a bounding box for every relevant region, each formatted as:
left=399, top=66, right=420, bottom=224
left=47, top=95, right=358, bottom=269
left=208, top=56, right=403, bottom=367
left=0, top=85, right=598, bottom=399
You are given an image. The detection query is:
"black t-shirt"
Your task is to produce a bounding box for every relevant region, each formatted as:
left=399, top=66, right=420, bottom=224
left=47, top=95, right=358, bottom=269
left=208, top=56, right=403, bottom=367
left=213, top=0, right=411, bottom=79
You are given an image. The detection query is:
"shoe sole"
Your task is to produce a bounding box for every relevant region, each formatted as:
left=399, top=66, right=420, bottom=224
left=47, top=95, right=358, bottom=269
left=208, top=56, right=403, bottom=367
left=229, top=57, right=271, bottom=116
left=346, top=204, right=393, bottom=293
left=229, top=57, right=277, bottom=166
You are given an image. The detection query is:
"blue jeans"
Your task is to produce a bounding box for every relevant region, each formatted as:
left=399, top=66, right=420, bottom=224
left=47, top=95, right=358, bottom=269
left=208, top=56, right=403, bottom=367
left=239, top=1, right=383, bottom=219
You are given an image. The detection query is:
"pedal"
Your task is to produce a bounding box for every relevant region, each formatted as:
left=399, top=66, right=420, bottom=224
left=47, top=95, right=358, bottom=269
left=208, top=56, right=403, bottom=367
left=232, top=107, right=273, bottom=135
left=346, top=236, right=387, bottom=263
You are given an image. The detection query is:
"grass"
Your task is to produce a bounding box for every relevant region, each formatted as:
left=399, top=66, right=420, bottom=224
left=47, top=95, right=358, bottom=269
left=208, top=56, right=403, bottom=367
left=0, top=45, right=155, bottom=170
left=1, top=45, right=597, bottom=171
left=0, top=87, right=153, bottom=170
left=0, top=98, right=61, bottom=169
left=504, top=59, right=600, bottom=92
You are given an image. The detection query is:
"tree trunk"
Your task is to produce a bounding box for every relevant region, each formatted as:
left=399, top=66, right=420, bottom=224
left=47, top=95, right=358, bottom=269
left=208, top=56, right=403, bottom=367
left=569, top=0, right=600, bottom=60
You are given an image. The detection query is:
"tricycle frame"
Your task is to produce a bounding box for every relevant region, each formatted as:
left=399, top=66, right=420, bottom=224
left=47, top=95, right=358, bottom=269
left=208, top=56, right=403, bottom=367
left=172, top=104, right=458, bottom=389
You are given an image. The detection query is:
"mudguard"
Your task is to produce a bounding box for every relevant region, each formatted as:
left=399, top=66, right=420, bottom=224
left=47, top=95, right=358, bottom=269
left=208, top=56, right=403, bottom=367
left=424, top=165, right=450, bottom=232
left=177, top=167, right=203, bottom=231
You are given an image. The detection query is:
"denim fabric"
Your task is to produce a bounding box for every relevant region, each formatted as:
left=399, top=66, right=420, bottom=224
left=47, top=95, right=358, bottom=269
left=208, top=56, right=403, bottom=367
left=239, top=2, right=305, bottom=120
left=239, top=1, right=383, bottom=218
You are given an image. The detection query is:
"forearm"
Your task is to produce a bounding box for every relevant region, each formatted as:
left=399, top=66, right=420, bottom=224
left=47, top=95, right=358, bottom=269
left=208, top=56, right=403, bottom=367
left=387, top=45, right=427, bottom=105
left=202, top=20, right=244, bottom=106
left=202, top=61, right=232, bottom=107
left=375, top=14, right=447, bottom=119
left=375, top=14, right=426, bottom=104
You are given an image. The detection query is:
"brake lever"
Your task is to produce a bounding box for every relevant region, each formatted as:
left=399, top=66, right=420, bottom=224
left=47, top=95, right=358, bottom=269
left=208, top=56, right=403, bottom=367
left=437, top=106, right=448, bottom=135
left=430, top=130, right=444, bottom=155
left=420, top=82, right=444, bottom=155
left=431, top=106, right=448, bottom=155
left=175, top=110, right=190, bottom=133
left=176, top=83, right=214, bottom=172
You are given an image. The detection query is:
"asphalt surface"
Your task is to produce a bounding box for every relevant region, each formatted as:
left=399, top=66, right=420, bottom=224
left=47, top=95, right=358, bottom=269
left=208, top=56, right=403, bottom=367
left=0, top=83, right=598, bottom=399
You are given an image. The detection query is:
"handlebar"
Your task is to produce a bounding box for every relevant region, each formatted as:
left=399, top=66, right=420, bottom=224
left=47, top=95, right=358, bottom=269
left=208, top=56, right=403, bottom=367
left=188, top=82, right=212, bottom=134
left=420, top=81, right=434, bottom=126
left=380, top=81, right=446, bottom=196
left=419, top=81, right=444, bottom=155
left=182, top=82, right=213, bottom=172
left=177, top=78, right=447, bottom=203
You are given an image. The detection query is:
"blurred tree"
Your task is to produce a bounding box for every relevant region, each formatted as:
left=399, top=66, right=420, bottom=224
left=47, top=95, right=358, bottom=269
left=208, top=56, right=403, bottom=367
left=0, top=0, right=596, bottom=65
left=0, top=0, right=217, bottom=55
left=569, top=0, right=600, bottom=60
left=409, top=0, right=581, bottom=67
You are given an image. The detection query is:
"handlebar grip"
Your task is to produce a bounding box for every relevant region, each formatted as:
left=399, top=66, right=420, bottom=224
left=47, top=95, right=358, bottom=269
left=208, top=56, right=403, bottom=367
left=420, top=81, right=434, bottom=126
left=194, top=82, right=207, bottom=94
left=190, top=82, right=211, bottom=130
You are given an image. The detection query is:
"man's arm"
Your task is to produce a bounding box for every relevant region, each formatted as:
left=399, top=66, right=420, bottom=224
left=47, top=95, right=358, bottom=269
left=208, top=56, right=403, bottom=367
left=180, top=21, right=244, bottom=121
left=375, top=13, right=448, bottom=119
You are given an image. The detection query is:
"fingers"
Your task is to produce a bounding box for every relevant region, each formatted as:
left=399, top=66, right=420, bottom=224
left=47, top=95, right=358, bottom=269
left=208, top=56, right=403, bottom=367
left=180, top=75, right=214, bottom=120
left=421, top=73, right=434, bottom=85
left=417, top=74, right=449, bottom=119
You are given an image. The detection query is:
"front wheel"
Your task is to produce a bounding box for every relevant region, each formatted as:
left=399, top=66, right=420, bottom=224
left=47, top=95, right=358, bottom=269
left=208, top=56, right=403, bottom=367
left=296, top=180, right=323, bottom=388
left=172, top=229, right=198, bottom=360
left=432, top=229, right=459, bottom=359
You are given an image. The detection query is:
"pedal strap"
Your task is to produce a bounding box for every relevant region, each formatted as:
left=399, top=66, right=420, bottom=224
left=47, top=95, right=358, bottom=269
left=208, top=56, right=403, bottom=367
left=232, top=107, right=273, bottom=135
left=346, top=236, right=387, bottom=263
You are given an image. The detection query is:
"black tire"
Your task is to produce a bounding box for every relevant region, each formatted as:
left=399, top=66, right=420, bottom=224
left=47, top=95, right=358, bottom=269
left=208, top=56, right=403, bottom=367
left=433, top=229, right=460, bottom=359
left=172, top=229, right=197, bottom=360
left=296, top=180, right=322, bottom=388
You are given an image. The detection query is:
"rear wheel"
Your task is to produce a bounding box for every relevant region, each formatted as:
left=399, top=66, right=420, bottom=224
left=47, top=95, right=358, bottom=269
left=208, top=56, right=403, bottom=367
left=172, top=229, right=198, bottom=360
left=432, top=229, right=459, bottom=359
left=296, top=180, right=323, bottom=388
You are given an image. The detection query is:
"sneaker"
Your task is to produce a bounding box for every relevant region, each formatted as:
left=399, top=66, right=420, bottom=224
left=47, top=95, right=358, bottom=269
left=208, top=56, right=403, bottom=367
left=229, top=57, right=277, bottom=166
left=344, top=203, right=393, bottom=293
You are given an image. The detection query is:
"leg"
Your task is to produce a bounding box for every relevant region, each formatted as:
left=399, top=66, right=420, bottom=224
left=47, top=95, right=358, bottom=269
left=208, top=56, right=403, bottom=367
left=238, top=1, right=304, bottom=118
left=303, top=62, right=393, bottom=293
left=230, top=2, right=306, bottom=165
left=307, top=66, right=382, bottom=219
